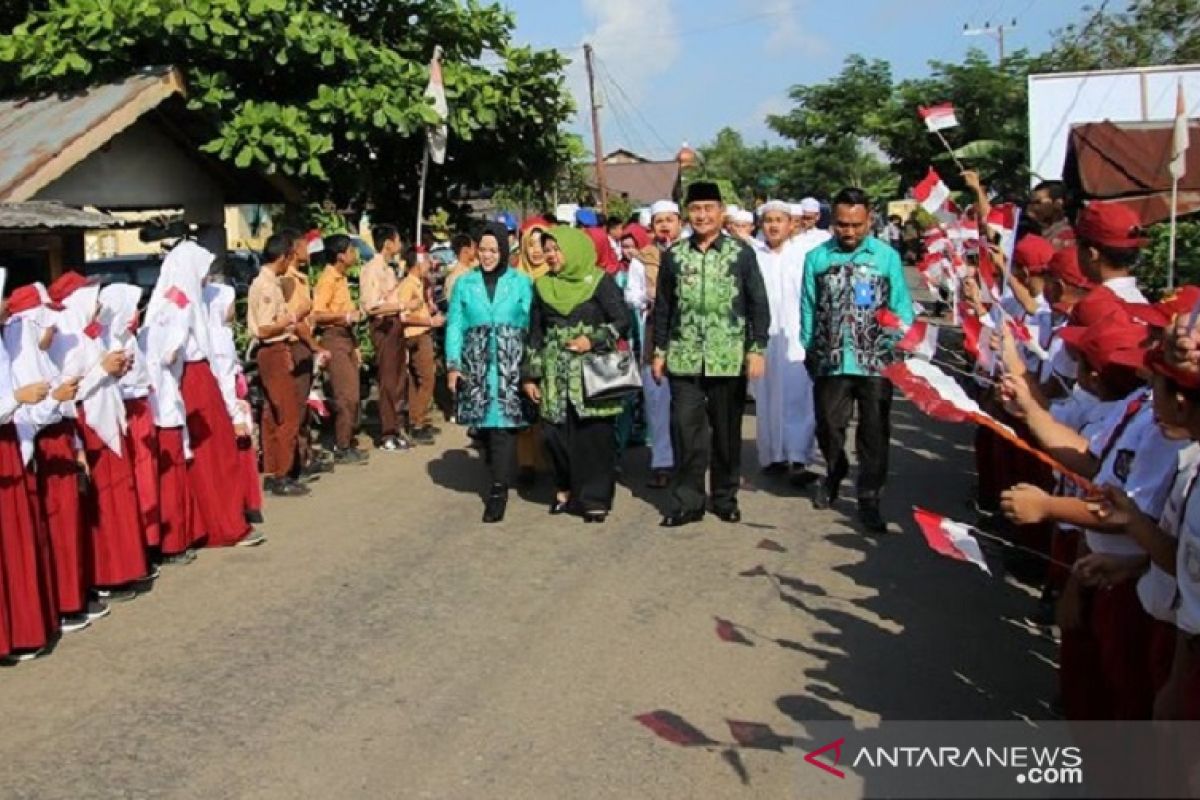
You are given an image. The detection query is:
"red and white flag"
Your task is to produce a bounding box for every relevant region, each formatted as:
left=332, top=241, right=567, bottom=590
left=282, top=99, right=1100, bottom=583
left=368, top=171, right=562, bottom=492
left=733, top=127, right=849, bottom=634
left=1170, top=80, right=1189, bottom=182
left=913, top=507, right=991, bottom=575
left=424, top=45, right=449, bottom=165
left=986, top=203, right=1021, bottom=264
left=307, top=387, right=330, bottom=418
left=919, top=102, right=958, bottom=133
left=882, top=359, right=984, bottom=424
left=913, top=167, right=951, bottom=214
left=897, top=320, right=939, bottom=360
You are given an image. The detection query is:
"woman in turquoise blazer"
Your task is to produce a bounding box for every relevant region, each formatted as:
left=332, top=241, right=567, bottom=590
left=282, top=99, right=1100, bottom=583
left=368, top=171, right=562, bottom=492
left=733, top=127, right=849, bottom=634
left=446, top=222, right=534, bottom=523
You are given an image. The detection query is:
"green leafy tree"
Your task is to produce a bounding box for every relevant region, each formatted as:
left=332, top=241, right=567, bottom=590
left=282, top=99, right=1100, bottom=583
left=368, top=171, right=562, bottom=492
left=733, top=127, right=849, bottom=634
left=0, top=0, right=574, bottom=220
left=1037, top=0, right=1200, bottom=72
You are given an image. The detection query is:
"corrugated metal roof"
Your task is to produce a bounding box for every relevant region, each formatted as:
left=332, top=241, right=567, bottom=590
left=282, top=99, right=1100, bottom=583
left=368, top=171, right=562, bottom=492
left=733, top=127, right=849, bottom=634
left=0, top=67, right=184, bottom=201
left=587, top=161, right=681, bottom=206
left=0, top=201, right=122, bottom=230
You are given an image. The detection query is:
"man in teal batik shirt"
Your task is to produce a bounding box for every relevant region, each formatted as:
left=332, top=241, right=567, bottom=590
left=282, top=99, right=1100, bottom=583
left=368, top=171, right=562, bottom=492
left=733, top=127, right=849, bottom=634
left=801, top=187, right=913, bottom=533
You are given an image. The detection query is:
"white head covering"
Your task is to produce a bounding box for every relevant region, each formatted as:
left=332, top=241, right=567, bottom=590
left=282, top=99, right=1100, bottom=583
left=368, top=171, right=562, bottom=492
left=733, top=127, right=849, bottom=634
left=202, top=283, right=242, bottom=425
left=99, top=283, right=150, bottom=399
left=799, top=197, right=821, bottom=214
left=149, top=241, right=216, bottom=362
left=650, top=200, right=680, bottom=220
left=57, top=284, right=127, bottom=454
left=637, top=208, right=652, bottom=228
left=732, top=209, right=754, bottom=225
left=758, top=200, right=791, bottom=217
left=4, top=282, right=68, bottom=440
left=789, top=203, right=805, bottom=218
left=724, top=205, right=743, bottom=220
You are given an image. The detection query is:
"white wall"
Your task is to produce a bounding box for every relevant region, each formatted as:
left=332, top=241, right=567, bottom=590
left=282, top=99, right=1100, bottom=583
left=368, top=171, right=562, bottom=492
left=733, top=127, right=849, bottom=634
left=1028, top=64, right=1200, bottom=186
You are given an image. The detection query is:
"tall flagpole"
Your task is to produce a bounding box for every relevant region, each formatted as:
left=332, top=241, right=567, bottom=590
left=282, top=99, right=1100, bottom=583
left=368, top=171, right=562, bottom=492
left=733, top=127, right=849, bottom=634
left=416, top=143, right=430, bottom=248
left=1169, top=174, right=1179, bottom=290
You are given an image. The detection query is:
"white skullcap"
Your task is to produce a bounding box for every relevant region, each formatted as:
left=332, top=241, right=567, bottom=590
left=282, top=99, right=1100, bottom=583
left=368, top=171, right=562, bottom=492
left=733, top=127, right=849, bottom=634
left=637, top=208, right=652, bottom=228
left=733, top=209, right=753, bottom=225
left=724, top=204, right=742, bottom=219
left=758, top=200, right=791, bottom=217
left=789, top=203, right=805, bottom=217
left=799, top=197, right=821, bottom=214
left=650, top=200, right=680, bottom=219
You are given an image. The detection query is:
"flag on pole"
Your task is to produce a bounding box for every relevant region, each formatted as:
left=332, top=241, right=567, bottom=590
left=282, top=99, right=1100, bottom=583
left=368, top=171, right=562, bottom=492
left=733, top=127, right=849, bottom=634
left=912, top=507, right=992, bottom=575
left=913, top=167, right=951, bottom=214
left=424, top=46, right=449, bottom=165
left=897, top=320, right=940, bottom=360
left=919, top=102, right=959, bottom=133
left=1170, top=81, right=1189, bottom=181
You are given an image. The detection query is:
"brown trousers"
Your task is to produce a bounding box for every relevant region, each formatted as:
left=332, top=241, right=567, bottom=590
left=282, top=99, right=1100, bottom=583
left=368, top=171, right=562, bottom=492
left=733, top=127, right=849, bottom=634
left=257, top=341, right=301, bottom=478
left=291, top=340, right=314, bottom=470
left=405, top=332, right=435, bottom=428
left=370, top=316, right=406, bottom=438
left=323, top=327, right=361, bottom=449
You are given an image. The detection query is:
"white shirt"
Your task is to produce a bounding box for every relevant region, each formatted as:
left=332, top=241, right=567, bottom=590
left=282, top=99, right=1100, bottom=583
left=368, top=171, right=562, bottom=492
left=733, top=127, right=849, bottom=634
left=1086, top=392, right=1187, bottom=556
left=1138, top=445, right=1200, bottom=623
left=624, top=258, right=648, bottom=312
left=1175, top=455, right=1200, bottom=634
left=1105, top=276, right=1147, bottom=304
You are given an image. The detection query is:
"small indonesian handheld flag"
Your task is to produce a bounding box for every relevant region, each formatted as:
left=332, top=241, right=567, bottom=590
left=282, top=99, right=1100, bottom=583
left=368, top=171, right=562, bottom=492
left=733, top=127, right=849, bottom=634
left=1170, top=80, right=1190, bottom=182
left=307, top=388, right=329, bottom=418
left=959, top=307, right=982, bottom=361
left=164, top=286, right=189, bottom=309
left=897, top=320, right=939, bottom=360
left=1007, top=317, right=1048, bottom=360
left=913, top=167, right=951, bottom=214
left=919, top=102, right=958, bottom=133
left=875, top=308, right=903, bottom=330
left=913, top=507, right=991, bottom=575
left=986, top=203, right=1021, bottom=266
left=424, top=45, right=450, bottom=165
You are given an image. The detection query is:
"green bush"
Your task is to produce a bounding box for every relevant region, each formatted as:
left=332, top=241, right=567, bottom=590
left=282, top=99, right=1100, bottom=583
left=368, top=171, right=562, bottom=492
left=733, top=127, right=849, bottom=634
left=1135, top=220, right=1200, bottom=300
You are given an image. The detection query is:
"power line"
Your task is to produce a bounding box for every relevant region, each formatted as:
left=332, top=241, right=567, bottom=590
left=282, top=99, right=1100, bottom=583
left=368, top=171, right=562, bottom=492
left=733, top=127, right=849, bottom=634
left=594, top=54, right=674, bottom=156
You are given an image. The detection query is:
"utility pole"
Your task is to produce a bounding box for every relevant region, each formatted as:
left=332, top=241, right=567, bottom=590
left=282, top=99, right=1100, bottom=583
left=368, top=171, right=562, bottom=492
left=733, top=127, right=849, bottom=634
left=963, top=18, right=1016, bottom=63
left=584, top=43, right=608, bottom=216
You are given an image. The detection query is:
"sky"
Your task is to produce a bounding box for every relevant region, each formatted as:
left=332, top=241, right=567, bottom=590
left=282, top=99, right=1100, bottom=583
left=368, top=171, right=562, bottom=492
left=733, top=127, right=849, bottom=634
left=500, top=0, right=1109, bottom=160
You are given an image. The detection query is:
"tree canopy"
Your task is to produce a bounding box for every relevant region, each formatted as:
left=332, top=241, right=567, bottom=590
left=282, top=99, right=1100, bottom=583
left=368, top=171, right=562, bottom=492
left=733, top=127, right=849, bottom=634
left=0, top=0, right=575, bottom=220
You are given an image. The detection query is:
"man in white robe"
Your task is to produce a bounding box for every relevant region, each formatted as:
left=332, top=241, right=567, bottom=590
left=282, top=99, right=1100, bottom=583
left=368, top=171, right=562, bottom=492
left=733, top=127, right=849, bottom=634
left=750, top=200, right=818, bottom=481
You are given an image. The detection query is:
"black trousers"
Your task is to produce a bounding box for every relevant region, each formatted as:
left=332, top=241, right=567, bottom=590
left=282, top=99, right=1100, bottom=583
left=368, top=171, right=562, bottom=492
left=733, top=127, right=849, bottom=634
left=668, top=375, right=746, bottom=515
left=543, top=407, right=616, bottom=513
left=813, top=374, right=893, bottom=501
left=483, top=428, right=517, bottom=489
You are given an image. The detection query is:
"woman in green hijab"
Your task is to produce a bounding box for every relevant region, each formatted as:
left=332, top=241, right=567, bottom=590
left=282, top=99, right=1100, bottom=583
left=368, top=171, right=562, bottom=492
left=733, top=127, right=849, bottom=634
left=522, top=226, right=631, bottom=522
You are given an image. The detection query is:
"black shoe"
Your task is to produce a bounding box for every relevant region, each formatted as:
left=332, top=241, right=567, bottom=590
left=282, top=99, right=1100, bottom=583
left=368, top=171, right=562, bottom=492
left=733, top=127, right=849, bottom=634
left=483, top=484, right=508, bottom=523
left=267, top=477, right=310, bottom=497
left=84, top=597, right=111, bottom=621
left=245, top=509, right=265, bottom=525
left=761, top=462, right=788, bottom=476
left=714, top=507, right=741, bottom=524
left=60, top=613, right=92, bottom=633
left=660, top=509, right=705, bottom=528
left=96, top=587, right=138, bottom=604
left=415, top=423, right=442, bottom=436
left=583, top=510, right=608, bottom=524
left=334, top=447, right=370, bottom=465
left=812, top=479, right=840, bottom=510
left=408, top=428, right=436, bottom=446
left=236, top=529, right=268, bottom=547
left=162, top=550, right=196, bottom=566
left=858, top=500, right=887, bottom=533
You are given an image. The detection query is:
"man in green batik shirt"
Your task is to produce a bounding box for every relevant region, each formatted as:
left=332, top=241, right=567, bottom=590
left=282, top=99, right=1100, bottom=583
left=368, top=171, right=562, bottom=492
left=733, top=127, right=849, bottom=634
left=652, top=181, right=771, bottom=528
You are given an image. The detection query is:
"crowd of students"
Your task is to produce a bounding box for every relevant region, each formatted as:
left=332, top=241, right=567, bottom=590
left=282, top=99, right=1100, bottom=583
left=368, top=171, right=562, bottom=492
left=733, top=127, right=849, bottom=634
left=946, top=175, right=1200, bottom=720
left=0, top=242, right=265, bottom=664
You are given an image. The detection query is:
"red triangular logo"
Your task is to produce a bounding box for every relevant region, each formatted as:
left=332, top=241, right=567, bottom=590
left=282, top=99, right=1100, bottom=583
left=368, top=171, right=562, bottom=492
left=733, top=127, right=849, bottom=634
left=804, top=737, right=846, bottom=779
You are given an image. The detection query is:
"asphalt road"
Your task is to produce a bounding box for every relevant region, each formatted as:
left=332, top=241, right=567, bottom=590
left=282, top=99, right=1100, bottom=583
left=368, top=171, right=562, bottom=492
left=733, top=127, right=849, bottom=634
left=0, top=404, right=1056, bottom=799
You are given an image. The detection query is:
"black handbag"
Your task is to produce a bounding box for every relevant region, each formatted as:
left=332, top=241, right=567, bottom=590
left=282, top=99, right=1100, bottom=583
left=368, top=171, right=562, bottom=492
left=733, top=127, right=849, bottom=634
left=581, top=350, right=642, bottom=402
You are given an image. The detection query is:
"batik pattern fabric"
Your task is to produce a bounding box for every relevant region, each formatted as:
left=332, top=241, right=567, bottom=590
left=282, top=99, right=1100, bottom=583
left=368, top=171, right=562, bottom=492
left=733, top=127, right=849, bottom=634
left=653, top=234, right=770, bottom=378
left=445, top=269, right=534, bottom=429
left=801, top=236, right=913, bottom=379
left=526, top=321, right=623, bottom=425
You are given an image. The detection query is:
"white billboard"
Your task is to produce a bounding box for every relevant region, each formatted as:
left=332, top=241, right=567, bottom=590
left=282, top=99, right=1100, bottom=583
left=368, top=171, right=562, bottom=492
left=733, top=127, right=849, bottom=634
left=1027, top=63, right=1200, bottom=186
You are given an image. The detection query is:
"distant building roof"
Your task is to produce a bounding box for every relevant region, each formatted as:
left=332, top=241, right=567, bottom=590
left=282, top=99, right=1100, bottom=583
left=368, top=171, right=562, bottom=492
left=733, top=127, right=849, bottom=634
left=588, top=160, right=681, bottom=206
left=0, top=66, right=299, bottom=205
left=0, top=201, right=123, bottom=230
left=1065, top=119, right=1200, bottom=224
left=603, top=148, right=649, bottom=164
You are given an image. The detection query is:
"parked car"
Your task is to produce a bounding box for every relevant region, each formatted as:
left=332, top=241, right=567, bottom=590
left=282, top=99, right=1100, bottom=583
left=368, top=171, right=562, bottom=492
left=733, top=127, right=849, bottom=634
left=82, top=254, right=162, bottom=299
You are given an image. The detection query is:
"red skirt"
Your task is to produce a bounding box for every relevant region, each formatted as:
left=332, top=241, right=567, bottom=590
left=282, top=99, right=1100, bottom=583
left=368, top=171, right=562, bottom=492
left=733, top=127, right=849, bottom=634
left=181, top=361, right=251, bottom=547
left=77, top=407, right=148, bottom=587
left=34, top=419, right=89, bottom=615
left=1093, top=581, right=1155, bottom=719
left=239, top=438, right=262, bottom=515
left=124, top=397, right=161, bottom=548
left=0, top=424, right=58, bottom=650
left=157, top=427, right=195, bottom=555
